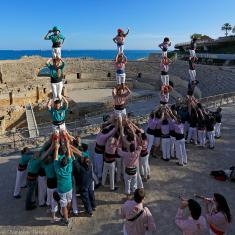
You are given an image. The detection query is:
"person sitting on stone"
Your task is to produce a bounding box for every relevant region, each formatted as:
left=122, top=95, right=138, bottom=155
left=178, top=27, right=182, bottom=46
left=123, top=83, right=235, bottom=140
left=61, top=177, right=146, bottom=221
left=44, top=26, right=65, bottom=58
left=46, top=57, right=65, bottom=101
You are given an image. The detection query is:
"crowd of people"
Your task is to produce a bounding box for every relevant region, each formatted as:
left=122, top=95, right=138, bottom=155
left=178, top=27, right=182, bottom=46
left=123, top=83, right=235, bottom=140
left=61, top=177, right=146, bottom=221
left=11, top=28, right=232, bottom=234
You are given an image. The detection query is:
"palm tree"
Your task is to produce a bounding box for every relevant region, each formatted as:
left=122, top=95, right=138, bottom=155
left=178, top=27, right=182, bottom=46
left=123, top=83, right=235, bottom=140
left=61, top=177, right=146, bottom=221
left=221, top=23, right=232, bottom=36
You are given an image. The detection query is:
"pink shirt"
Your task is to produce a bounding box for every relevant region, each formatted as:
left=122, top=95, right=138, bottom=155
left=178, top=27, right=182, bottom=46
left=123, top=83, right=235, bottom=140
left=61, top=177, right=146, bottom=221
left=147, top=118, right=157, bottom=130
left=121, top=200, right=156, bottom=235
left=175, top=208, right=208, bottom=235
left=160, top=93, right=169, bottom=103
left=206, top=211, right=229, bottom=233
left=117, top=146, right=142, bottom=168
left=96, top=127, right=117, bottom=146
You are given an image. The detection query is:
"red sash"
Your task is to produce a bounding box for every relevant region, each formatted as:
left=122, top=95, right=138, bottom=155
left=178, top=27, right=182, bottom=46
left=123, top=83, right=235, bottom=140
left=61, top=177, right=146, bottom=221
left=209, top=223, right=225, bottom=235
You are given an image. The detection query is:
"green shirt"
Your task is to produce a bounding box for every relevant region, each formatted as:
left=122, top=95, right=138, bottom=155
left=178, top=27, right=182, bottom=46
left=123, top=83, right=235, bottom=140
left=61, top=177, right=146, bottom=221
left=47, top=34, right=65, bottom=47
left=42, top=161, right=56, bottom=179
left=47, top=62, right=65, bottom=83
left=48, top=105, right=68, bottom=122
left=27, top=158, right=41, bottom=174
left=82, top=151, right=90, bottom=159
left=19, top=152, right=34, bottom=165
left=54, top=157, right=73, bottom=193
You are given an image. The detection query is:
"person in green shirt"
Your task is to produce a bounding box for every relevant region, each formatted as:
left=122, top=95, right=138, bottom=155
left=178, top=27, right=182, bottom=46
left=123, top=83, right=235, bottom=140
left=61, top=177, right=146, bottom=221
left=13, top=147, right=34, bottom=199
left=46, top=57, right=65, bottom=100
left=47, top=96, right=68, bottom=134
left=25, top=151, right=41, bottom=210
left=40, top=143, right=61, bottom=223
left=44, top=26, right=65, bottom=58
left=54, top=140, right=73, bottom=225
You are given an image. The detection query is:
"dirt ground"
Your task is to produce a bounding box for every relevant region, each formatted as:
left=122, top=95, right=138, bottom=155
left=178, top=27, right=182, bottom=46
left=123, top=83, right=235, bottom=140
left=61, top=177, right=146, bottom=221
left=0, top=104, right=235, bottom=235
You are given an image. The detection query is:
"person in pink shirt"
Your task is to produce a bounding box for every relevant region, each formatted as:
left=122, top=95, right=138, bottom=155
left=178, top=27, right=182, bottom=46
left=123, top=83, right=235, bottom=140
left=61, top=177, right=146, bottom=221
left=94, top=124, right=118, bottom=180
left=204, top=193, right=231, bottom=235
left=113, top=28, right=130, bottom=54
left=121, top=188, right=156, bottom=235
left=115, top=53, right=127, bottom=88
left=118, top=127, right=142, bottom=198
left=175, top=199, right=208, bottom=235
left=102, top=132, right=120, bottom=191
left=112, top=86, right=131, bottom=127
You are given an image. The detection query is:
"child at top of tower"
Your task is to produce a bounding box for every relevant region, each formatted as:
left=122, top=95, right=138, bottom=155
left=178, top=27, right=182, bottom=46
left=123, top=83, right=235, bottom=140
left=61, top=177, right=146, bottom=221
left=113, top=28, right=130, bottom=54
left=115, top=53, right=127, bottom=88
left=189, top=37, right=198, bottom=60
left=44, top=26, right=65, bottom=58
left=159, top=37, right=171, bottom=57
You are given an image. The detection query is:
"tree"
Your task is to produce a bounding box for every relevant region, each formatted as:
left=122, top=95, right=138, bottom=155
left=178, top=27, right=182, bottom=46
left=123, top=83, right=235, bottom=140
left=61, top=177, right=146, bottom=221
left=221, top=23, right=232, bottom=36
left=191, top=34, right=212, bottom=41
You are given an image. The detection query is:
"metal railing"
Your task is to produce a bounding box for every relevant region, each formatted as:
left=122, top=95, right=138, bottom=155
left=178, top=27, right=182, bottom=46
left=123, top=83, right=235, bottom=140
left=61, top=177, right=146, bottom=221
left=0, top=91, right=235, bottom=155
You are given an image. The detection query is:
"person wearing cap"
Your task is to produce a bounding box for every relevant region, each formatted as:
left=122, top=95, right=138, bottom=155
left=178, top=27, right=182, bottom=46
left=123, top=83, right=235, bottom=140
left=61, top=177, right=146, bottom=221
left=47, top=96, right=68, bottom=134
left=121, top=188, right=156, bottom=235
left=113, top=28, right=130, bottom=54
left=44, top=26, right=65, bottom=58
left=46, top=57, right=65, bottom=101
left=175, top=199, right=208, bottom=235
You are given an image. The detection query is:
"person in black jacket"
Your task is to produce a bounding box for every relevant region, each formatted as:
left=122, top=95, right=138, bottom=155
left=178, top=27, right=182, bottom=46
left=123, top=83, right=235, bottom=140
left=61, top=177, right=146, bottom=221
left=73, top=157, right=96, bottom=216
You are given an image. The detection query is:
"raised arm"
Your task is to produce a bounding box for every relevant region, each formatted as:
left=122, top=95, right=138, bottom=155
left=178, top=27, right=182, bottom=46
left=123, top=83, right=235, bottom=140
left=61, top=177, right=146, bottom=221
left=113, top=36, right=117, bottom=43
left=53, top=142, right=59, bottom=160
left=47, top=99, right=53, bottom=110
left=40, top=144, right=54, bottom=161
left=44, top=30, right=52, bottom=40
left=124, top=28, right=130, bottom=37
left=62, top=96, right=68, bottom=109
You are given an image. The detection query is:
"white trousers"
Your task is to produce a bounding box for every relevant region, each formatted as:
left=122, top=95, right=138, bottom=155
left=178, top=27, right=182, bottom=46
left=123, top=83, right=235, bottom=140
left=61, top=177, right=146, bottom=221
left=214, top=123, right=221, bottom=137
left=189, top=69, right=196, bottom=81
left=13, top=169, right=27, bottom=196
left=116, top=73, right=126, bottom=85
left=161, top=138, right=171, bottom=160
left=95, top=153, right=103, bottom=179
left=51, top=81, right=63, bottom=100
left=198, top=130, right=206, bottom=146
left=187, top=127, right=197, bottom=144
left=162, top=51, right=167, bottom=57
left=52, top=123, right=66, bottom=134
left=146, top=134, right=155, bottom=153
left=38, top=176, right=47, bottom=206
left=72, top=186, right=79, bottom=214
left=170, top=136, right=176, bottom=158
left=154, top=137, right=161, bottom=148
left=175, top=139, right=187, bottom=165
left=115, top=158, right=122, bottom=182
left=102, top=161, right=116, bottom=190
left=114, top=108, right=127, bottom=118
left=161, top=75, right=169, bottom=85
left=124, top=173, right=137, bottom=195
left=137, top=166, right=143, bottom=189
left=189, top=49, right=196, bottom=58
left=139, top=155, right=150, bottom=178
left=52, top=47, right=61, bottom=58
left=46, top=187, right=58, bottom=213
left=207, top=131, right=215, bottom=148
left=117, top=45, right=124, bottom=54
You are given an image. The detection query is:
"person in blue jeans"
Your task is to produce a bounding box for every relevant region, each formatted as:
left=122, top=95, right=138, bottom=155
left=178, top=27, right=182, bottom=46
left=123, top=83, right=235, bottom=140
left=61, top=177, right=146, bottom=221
left=76, top=157, right=96, bottom=216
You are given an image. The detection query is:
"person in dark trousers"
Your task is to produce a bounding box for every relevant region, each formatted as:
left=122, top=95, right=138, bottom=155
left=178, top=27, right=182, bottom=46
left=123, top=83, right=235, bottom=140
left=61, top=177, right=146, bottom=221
left=75, top=157, right=96, bottom=216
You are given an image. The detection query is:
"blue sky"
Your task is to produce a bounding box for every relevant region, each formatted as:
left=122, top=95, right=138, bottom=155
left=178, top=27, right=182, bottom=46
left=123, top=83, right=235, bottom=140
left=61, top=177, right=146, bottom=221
left=0, top=0, right=234, bottom=50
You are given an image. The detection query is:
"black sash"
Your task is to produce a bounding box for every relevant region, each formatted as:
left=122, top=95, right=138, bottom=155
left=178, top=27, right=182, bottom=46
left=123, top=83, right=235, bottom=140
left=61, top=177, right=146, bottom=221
left=127, top=209, right=144, bottom=221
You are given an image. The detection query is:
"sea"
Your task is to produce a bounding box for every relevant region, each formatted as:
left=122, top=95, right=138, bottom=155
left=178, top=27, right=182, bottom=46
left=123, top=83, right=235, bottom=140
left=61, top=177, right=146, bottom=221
left=0, top=50, right=160, bottom=61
